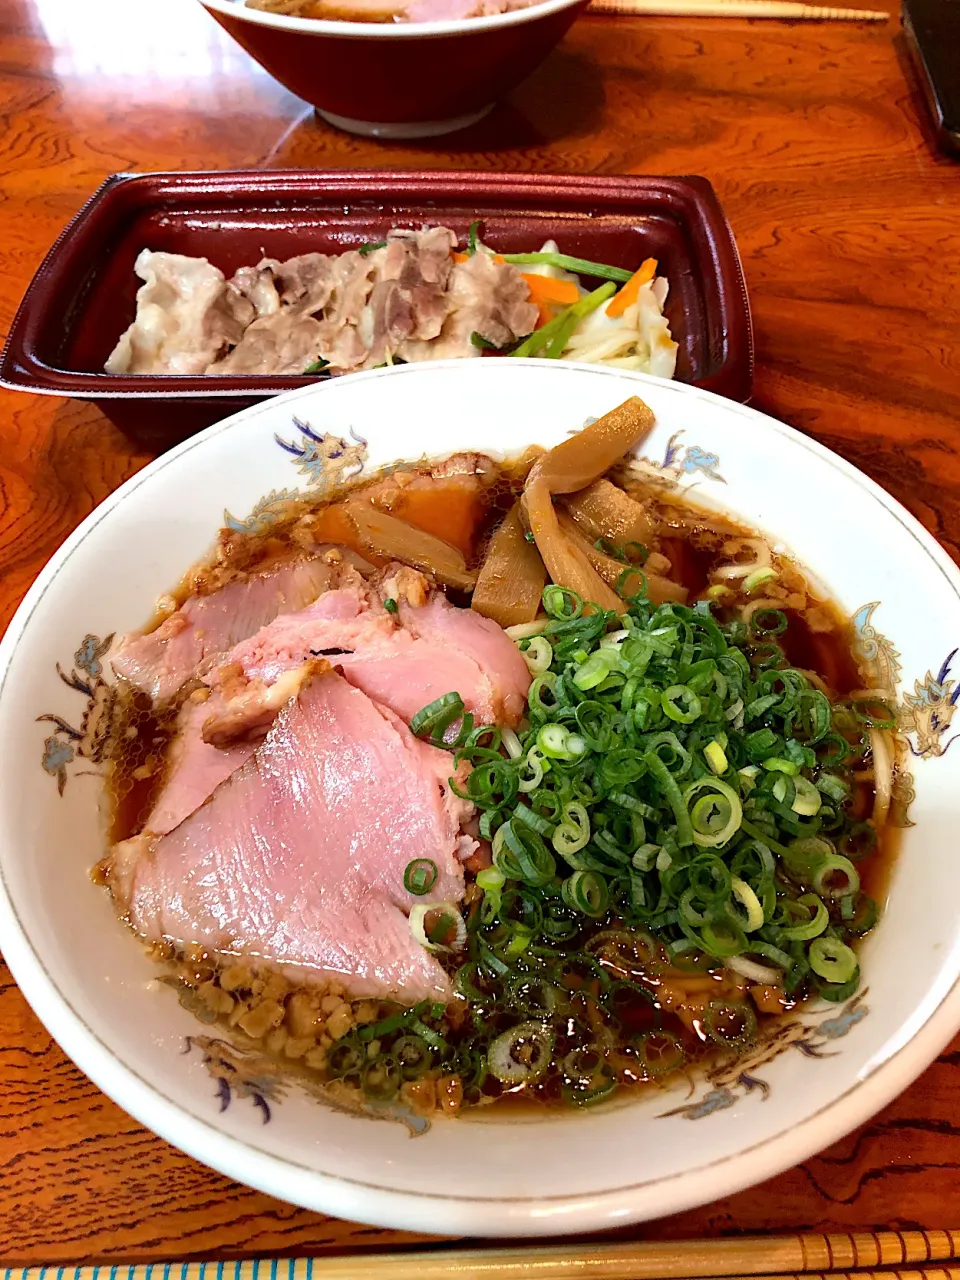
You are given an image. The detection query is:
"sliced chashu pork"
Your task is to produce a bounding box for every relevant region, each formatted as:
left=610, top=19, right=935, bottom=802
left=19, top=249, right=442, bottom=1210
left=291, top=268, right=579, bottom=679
left=395, top=591, right=530, bottom=727
left=146, top=661, right=318, bottom=835
left=143, top=567, right=529, bottom=836
left=113, top=667, right=469, bottom=1002
left=146, top=695, right=258, bottom=837
left=224, top=569, right=530, bottom=728
left=111, top=557, right=335, bottom=703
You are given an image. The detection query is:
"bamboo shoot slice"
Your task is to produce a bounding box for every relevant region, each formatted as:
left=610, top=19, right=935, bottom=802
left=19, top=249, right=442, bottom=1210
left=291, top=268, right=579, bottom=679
left=472, top=503, right=547, bottom=628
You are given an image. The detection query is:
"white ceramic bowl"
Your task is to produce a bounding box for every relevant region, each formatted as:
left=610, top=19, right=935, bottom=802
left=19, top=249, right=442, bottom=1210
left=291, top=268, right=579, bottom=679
left=2, top=359, right=960, bottom=1236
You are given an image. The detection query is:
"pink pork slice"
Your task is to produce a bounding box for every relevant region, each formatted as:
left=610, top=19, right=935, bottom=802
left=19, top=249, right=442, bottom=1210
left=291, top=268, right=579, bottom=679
left=110, top=557, right=335, bottom=703
left=146, top=698, right=258, bottom=837
left=225, top=578, right=396, bottom=685
left=146, top=578, right=530, bottom=835
left=143, top=583, right=401, bottom=837
left=230, top=579, right=530, bottom=727
left=398, top=593, right=531, bottom=727
left=113, top=669, right=468, bottom=1002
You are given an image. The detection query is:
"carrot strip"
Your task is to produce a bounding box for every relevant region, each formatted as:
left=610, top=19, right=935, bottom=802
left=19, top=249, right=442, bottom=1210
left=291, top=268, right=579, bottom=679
left=454, top=251, right=506, bottom=265
left=522, top=274, right=582, bottom=326
left=522, top=274, right=581, bottom=306
left=606, top=257, right=657, bottom=318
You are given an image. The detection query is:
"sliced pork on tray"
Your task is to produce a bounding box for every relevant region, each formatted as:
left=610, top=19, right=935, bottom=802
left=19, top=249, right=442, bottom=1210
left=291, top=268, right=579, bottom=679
left=106, top=227, right=679, bottom=379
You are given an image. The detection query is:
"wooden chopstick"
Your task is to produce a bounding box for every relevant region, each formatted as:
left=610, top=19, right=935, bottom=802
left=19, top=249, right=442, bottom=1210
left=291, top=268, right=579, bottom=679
left=587, top=0, right=888, bottom=18
left=5, top=1230, right=960, bottom=1280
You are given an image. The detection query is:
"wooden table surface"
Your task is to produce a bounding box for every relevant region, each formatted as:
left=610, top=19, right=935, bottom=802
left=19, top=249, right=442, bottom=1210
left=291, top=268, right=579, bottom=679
left=2, top=0, right=959, bottom=1262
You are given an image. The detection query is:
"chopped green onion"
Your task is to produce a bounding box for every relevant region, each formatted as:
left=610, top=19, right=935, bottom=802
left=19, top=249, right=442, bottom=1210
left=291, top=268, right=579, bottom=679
left=476, top=866, right=505, bottom=893
left=812, top=854, right=860, bottom=899
left=703, top=999, right=757, bottom=1048
left=383, top=596, right=398, bottom=614
left=409, top=901, right=466, bottom=953
left=563, top=1078, right=618, bottom=1107
left=562, top=1046, right=607, bottom=1088
left=751, top=940, right=794, bottom=969
left=662, top=684, right=702, bottom=724
left=816, top=966, right=861, bottom=1002
left=779, top=892, right=829, bottom=941
left=839, top=821, right=877, bottom=861
left=513, top=802, right=556, bottom=837
left=487, top=1021, right=555, bottom=1083
left=728, top=877, right=764, bottom=931
left=743, top=568, right=779, bottom=594
left=521, top=635, right=553, bottom=675
left=750, top=608, right=788, bottom=635
left=645, top=751, right=695, bottom=847
left=436, top=573, right=880, bottom=1096
left=726, top=954, right=781, bottom=984
left=403, top=858, right=438, bottom=896
left=684, top=777, right=743, bottom=848
left=542, top=585, right=584, bottom=619
left=409, top=1018, right=449, bottom=1054
left=809, top=936, right=858, bottom=984
left=634, top=1030, right=685, bottom=1076
left=517, top=748, right=545, bottom=793
left=700, top=917, right=748, bottom=958
left=574, top=651, right=616, bottom=690
left=303, top=357, right=329, bottom=374
left=357, top=240, right=387, bottom=256
left=410, top=692, right=468, bottom=746
left=817, top=772, right=849, bottom=803
left=537, top=723, right=572, bottom=759
left=852, top=698, right=898, bottom=729
left=392, top=1034, right=434, bottom=1079
left=494, top=819, right=557, bottom=887
left=549, top=803, right=590, bottom=858
left=562, top=870, right=610, bottom=917
left=846, top=892, right=879, bottom=934
left=791, top=775, right=822, bottom=816
left=362, top=1057, right=401, bottom=1100
left=763, top=756, right=800, bottom=776
left=327, top=1039, right=365, bottom=1076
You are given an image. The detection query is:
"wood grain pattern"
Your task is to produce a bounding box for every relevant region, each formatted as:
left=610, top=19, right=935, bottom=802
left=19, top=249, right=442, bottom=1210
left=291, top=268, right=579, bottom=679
left=1, top=0, right=959, bottom=1261
left=10, top=1235, right=960, bottom=1280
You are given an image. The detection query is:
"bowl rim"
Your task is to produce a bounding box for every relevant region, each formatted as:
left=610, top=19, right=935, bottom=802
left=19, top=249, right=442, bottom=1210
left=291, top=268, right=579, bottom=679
left=2, top=359, right=960, bottom=1236
left=199, top=0, right=587, bottom=40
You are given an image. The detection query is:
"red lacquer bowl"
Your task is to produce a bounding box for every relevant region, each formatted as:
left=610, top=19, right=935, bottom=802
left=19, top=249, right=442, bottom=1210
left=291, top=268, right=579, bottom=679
left=199, top=0, right=590, bottom=137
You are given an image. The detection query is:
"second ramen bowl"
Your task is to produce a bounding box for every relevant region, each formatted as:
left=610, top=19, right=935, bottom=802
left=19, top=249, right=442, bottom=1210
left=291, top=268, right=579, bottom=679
left=198, top=0, right=590, bottom=137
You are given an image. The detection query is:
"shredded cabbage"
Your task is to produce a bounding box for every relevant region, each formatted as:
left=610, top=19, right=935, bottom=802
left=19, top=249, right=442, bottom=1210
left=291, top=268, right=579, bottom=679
left=561, top=274, right=678, bottom=378
left=522, top=239, right=679, bottom=378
